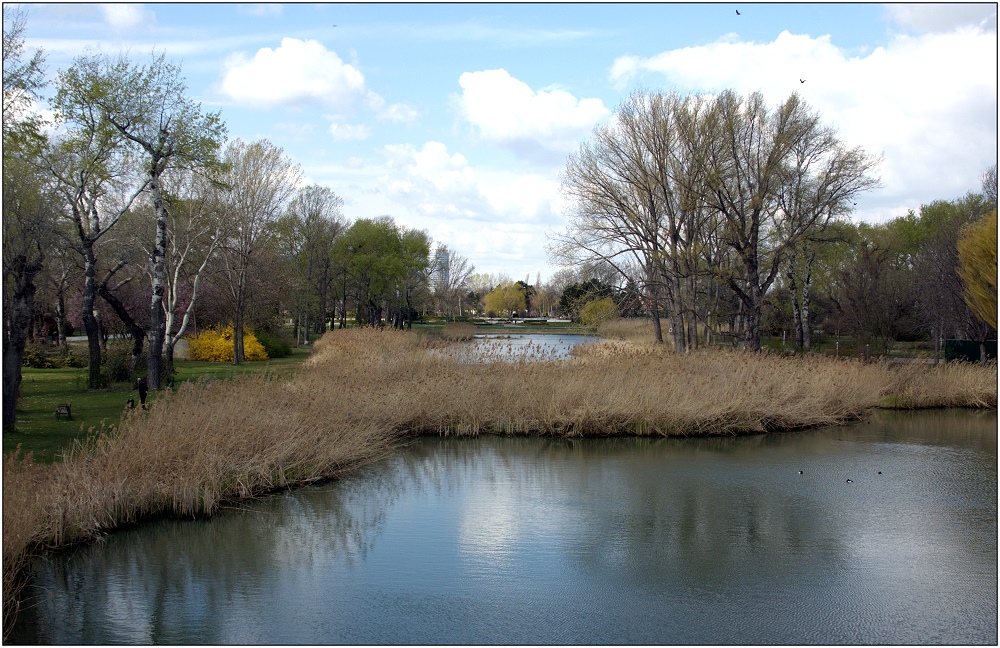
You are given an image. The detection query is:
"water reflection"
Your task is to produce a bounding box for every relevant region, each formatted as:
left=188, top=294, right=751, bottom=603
left=15, top=410, right=997, bottom=645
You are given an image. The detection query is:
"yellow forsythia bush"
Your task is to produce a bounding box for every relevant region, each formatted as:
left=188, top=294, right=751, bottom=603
left=187, top=324, right=269, bottom=362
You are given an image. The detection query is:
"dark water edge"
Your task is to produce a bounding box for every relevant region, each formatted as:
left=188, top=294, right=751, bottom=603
left=7, top=408, right=998, bottom=645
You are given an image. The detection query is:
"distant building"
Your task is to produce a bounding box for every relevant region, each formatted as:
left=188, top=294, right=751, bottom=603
left=431, top=246, right=449, bottom=294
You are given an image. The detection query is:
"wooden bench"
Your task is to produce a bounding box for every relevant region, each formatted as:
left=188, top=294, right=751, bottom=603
left=55, top=403, right=72, bottom=420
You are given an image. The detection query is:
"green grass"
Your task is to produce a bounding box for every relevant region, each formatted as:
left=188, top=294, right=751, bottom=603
left=3, top=347, right=313, bottom=464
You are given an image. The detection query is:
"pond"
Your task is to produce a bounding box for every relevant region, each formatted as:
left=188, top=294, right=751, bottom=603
left=10, top=409, right=997, bottom=645
left=440, top=332, right=602, bottom=362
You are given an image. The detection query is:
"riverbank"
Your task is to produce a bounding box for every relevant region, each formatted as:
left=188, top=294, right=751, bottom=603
left=3, top=328, right=996, bottom=636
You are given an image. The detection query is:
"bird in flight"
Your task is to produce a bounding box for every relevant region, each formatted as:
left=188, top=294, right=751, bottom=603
left=799, top=79, right=806, bottom=83
left=736, top=9, right=741, bottom=15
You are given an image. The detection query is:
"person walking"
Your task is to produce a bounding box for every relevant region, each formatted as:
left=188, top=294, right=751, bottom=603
left=136, top=377, right=149, bottom=409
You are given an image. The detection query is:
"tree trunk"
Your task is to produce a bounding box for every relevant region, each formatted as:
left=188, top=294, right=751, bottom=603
left=3, top=254, right=44, bottom=429
left=160, top=339, right=174, bottom=386
left=741, top=256, right=763, bottom=352
left=669, top=311, right=685, bottom=353
left=788, top=253, right=804, bottom=351
left=97, top=284, right=146, bottom=377
left=147, top=173, right=169, bottom=389
left=233, top=293, right=245, bottom=365
left=801, top=268, right=812, bottom=352
left=801, top=248, right=816, bottom=353
left=55, top=291, right=67, bottom=347
left=232, top=270, right=247, bottom=364
left=79, top=240, right=103, bottom=388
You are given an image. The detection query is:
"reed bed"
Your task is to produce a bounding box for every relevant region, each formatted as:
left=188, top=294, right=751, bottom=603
left=596, top=317, right=658, bottom=342
left=432, top=321, right=480, bottom=341
left=3, top=327, right=997, bottom=637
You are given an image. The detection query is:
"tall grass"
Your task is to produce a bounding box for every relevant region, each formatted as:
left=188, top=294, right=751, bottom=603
left=3, top=327, right=996, bottom=637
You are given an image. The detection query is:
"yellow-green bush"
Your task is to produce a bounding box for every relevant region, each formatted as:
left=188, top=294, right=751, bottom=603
left=187, top=324, right=269, bottom=362
left=579, top=297, right=619, bottom=326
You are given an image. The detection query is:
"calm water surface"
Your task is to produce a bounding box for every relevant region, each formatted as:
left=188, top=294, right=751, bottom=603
left=12, top=409, right=997, bottom=645
left=443, top=332, right=601, bottom=362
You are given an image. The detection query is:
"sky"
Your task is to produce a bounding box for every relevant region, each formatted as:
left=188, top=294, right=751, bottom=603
left=14, top=2, right=999, bottom=283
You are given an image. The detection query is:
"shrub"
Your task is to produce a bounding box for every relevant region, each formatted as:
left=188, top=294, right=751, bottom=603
left=100, top=340, right=143, bottom=386
left=579, top=297, right=619, bottom=326
left=22, top=342, right=89, bottom=369
left=187, top=324, right=269, bottom=362
left=22, top=342, right=51, bottom=369
left=57, top=344, right=89, bottom=369
left=253, top=329, right=293, bottom=358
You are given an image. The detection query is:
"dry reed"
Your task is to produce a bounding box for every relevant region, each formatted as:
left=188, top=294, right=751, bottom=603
left=3, top=327, right=996, bottom=637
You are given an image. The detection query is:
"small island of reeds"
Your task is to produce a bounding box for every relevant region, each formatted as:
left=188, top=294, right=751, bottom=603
left=3, top=325, right=996, bottom=634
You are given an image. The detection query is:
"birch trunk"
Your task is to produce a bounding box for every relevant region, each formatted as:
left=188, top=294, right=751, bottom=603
left=147, top=172, right=169, bottom=389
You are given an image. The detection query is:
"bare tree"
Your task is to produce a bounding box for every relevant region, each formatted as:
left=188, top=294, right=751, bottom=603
left=154, top=169, right=227, bottom=378
left=700, top=90, right=879, bottom=350
left=553, top=92, right=671, bottom=344
left=553, top=90, right=717, bottom=349
left=431, top=244, right=475, bottom=320
left=215, top=139, right=301, bottom=364
left=981, top=163, right=997, bottom=207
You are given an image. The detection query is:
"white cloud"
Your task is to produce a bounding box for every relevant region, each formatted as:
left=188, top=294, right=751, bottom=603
left=365, top=141, right=564, bottom=276
left=455, top=69, right=610, bottom=161
left=364, top=91, right=419, bottom=123
left=380, top=141, right=563, bottom=223
left=884, top=3, right=997, bottom=34
left=607, top=27, right=997, bottom=217
left=378, top=103, right=419, bottom=123
left=609, top=31, right=841, bottom=94
left=219, top=38, right=367, bottom=109
left=100, top=4, right=155, bottom=31
left=300, top=144, right=561, bottom=278
left=328, top=122, right=371, bottom=141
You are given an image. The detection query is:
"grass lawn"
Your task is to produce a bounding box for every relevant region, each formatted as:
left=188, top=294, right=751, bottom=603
left=3, top=347, right=313, bottom=464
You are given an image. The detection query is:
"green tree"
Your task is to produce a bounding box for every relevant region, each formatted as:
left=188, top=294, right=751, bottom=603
left=47, top=43, right=150, bottom=388
left=60, top=51, right=226, bottom=387
left=559, top=278, right=612, bottom=321
left=910, top=194, right=993, bottom=361
left=831, top=221, right=921, bottom=356
left=2, top=6, right=44, bottom=144
left=2, top=6, right=50, bottom=428
left=484, top=282, right=527, bottom=318
left=338, top=217, right=429, bottom=329
left=957, top=208, right=997, bottom=332
left=395, top=228, right=432, bottom=329
left=276, top=185, right=347, bottom=341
